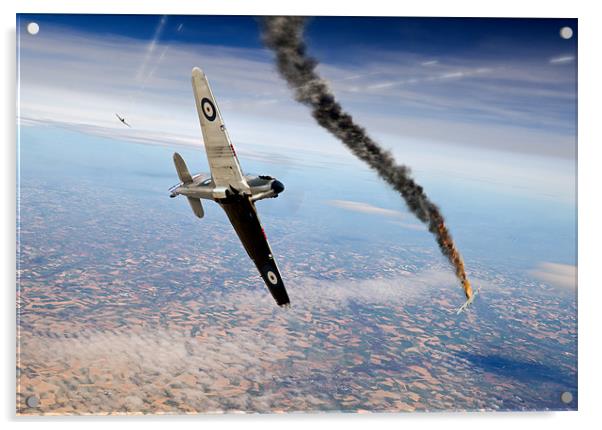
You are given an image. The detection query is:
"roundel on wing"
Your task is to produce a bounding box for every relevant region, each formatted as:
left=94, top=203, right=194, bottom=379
left=200, top=98, right=216, bottom=121
left=267, top=270, right=278, bottom=285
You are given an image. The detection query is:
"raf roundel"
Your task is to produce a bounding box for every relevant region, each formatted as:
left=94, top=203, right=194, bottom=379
left=267, top=270, right=278, bottom=285
left=200, top=97, right=217, bottom=121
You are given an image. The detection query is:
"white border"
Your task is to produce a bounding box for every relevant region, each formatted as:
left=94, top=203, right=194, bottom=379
left=3, top=1, right=601, bottom=429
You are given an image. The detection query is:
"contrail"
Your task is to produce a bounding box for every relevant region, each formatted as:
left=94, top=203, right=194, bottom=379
left=127, top=16, right=170, bottom=114
left=136, top=15, right=168, bottom=82
left=261, top=17, right=473, bottom=302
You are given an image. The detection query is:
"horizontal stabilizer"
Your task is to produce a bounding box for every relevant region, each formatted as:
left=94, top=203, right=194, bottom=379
left=173, top=152, right=193, bottom=184
left=187, top=197, right=204, bottom=219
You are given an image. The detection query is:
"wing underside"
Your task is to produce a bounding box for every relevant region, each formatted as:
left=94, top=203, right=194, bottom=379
left=220, top=196, right=290, bottom=306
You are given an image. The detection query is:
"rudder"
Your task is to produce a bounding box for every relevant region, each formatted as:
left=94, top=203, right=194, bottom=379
left=173, top=152, right=193, bottom=184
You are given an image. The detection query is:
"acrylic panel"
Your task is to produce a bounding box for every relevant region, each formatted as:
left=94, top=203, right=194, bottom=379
left=16, top=14, right=577, bottom=415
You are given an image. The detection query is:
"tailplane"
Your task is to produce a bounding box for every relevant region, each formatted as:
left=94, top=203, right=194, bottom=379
left=187, top=197, right=204, bottom=219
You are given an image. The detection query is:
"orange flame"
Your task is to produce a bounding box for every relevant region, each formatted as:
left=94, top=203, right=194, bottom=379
left=435, top=219, right=472, bottom=300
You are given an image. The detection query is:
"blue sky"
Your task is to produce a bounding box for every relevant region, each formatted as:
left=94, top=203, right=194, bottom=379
left=16, top=14, right=577, bottom=147
left=16, top=14, right=577, bottom=202
left=18, top=15, right=577, bottom=56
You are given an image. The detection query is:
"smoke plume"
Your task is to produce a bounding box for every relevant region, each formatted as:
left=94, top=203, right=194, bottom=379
left=261, top=17, right=473, bottom=300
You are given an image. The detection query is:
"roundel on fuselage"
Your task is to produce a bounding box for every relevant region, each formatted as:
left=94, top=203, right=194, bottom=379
left=201, top=98, right=217, bottom=121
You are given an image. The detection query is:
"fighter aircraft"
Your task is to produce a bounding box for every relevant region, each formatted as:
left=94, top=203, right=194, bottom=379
left=169, top=68, right=290, bottom=307
left=115, top=113, right=131, bottom=128
left=456, top=288, right=479, bottom=314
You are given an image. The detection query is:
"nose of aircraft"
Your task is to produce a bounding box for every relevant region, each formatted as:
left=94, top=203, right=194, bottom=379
left=271, top=179, right=285, bottom=194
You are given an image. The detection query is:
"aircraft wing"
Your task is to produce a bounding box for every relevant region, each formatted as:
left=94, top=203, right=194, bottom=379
left=220, top=195, right=290, bottom=306
left=191, top=68, right=249, bottom=193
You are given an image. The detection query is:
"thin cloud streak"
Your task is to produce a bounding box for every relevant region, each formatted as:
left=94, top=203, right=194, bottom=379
left=135, top=15, right=168, bottom=81
left=327, top=199, right=405, bottom=219
left=365, top=66, right=493, bottom=90
left=549, top=55, right=575, bottom=65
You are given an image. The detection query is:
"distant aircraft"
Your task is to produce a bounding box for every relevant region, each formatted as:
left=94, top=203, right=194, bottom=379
left=169, top=68, right=290, bottom=307
left=115, top=113, right=131, bottom=128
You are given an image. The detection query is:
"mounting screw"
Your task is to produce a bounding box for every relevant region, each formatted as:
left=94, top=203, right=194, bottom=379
left=27, top=22, right=40, bottom=35
left=560, top=27, right=573, bottom=40
left=561, top=391, right=573, bottom=404
left=25, top=395, right=39, bottom=408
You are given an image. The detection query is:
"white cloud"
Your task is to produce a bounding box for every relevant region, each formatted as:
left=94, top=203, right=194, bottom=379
left=364, top=66, right=488, bottom=90
left=16, top=23, right=576, bottom=205
left=18, top=268, right=466, bottom=414
left=530, top=262, right=577, bottom=290
left=549, top=55, right=575, bottom=65
left=327, top=199, right=405, bottom=219
left=325, top=199, right=427, bottom=232
left=18, top=24, right=576, bottom=162
left=320, top=55, right=576, bottom=141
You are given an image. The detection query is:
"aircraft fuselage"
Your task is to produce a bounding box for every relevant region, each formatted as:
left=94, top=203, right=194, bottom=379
left=169, top=174, right=284, bottom=202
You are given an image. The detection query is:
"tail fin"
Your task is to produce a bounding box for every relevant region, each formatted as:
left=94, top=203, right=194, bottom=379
left=173, top=152, right=204, bottom=218
left=187, top=197, right=204, bottom=219
left=173, top=152, right=193, bottom=184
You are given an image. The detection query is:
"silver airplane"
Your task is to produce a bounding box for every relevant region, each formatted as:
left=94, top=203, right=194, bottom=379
left=115, top=113, right=131, bottom=128
left=169, top=68, right=290, bottom=307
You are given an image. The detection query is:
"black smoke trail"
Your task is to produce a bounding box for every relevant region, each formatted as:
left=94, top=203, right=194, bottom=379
left=261, top=17, right=473, bottom=300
